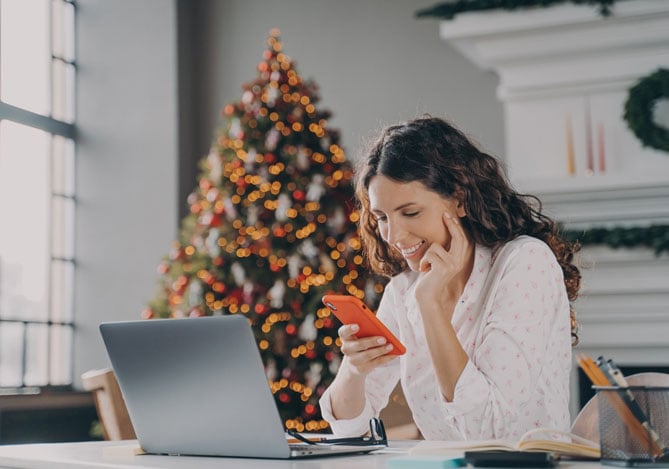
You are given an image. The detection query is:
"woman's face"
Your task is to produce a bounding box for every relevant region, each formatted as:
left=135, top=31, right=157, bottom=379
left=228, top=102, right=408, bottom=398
left=368, top=175, right=464, bottom=272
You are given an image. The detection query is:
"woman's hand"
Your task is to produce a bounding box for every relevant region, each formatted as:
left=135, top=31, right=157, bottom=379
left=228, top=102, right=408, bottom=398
left=338, top=324, right=397, bottom=376
left=414, top=211, right=473, bottom=318
left=413, top=211, right=473, bottom=401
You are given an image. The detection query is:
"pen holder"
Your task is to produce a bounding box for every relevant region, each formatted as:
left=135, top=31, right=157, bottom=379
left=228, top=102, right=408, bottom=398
left=595, top=386, right=669, bottom=467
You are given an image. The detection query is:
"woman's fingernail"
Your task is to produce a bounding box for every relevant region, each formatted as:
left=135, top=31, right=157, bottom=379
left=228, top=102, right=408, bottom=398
left=386, top=344, right=394, bottom=351
left=351, top=324, right=359, bottom=332
left=377, top=337, right=386, bottom=345
left=444, top=212, right=451, bottom=219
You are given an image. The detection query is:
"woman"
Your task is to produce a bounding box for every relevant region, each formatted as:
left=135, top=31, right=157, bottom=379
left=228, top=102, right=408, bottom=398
left=319, top=116, right=580, bottom=440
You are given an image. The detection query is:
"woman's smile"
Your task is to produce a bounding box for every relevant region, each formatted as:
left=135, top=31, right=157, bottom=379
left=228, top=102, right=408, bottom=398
left=399, top=240, right=426, bottom=259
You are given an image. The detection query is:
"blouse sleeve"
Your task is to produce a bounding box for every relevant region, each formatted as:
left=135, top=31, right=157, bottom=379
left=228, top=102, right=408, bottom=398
left=437, top=240, right=571, bottom=439
left=319, top=280, right=403, bottom=437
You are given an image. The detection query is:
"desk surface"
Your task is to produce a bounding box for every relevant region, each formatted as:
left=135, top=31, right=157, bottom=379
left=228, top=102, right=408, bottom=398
left=0, top=440, right=611, bottom=469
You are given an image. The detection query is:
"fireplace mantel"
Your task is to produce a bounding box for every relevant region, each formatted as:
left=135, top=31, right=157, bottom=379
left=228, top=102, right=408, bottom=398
left=438, top=0, right=669, bottom=413
left=439, top=0, right=669, bottom=206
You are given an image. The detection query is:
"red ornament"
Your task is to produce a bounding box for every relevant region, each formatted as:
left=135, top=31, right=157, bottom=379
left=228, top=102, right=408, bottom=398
left=278, top=392, right=290, bottom=403
left=202, top=272, right=215, bottom=285
left=265, top=153, right=276, bottom=163
left=285, top=324, right=297, bottom=335
left=172, top=275, right=188, bottom=294
left=304, top=404, right=316, bottom=415
left=293, top=190, right=305, bottom=201
left=228, top=288, right=243, bottom=302
left=199, top=212, right=221, bottom=227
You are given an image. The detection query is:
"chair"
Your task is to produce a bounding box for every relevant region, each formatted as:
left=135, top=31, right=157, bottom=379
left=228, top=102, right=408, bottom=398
left=570, top=372, right=669, bottom=443
left=81, top=368, right=136, bottom=440
left=380, top=384, right=421, bottom=440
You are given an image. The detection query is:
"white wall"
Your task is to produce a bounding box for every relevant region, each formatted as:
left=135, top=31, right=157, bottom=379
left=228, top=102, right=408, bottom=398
left=188, top=0, right=503, bottom=165
left=74, top=0, right=179, bottom=384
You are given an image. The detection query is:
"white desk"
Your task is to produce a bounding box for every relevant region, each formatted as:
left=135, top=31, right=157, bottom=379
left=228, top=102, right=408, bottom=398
left=0, top=440, right=613, bottom=468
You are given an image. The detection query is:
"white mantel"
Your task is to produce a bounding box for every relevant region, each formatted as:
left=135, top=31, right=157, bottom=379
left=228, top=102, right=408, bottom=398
left=438, top=0, right=669, bottom=401
left=439, top=0, right=669, bottom=219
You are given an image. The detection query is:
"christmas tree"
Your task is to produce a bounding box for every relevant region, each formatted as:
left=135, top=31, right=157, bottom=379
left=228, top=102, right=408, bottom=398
left=144, top=29, right=385, bottom=433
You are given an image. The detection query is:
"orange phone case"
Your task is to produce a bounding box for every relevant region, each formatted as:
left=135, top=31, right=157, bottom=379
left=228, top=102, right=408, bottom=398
left=322, top=294, right=406, bottom=355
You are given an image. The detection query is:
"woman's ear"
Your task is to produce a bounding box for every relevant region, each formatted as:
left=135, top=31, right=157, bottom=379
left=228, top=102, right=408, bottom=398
left=453, top=190, right=467, bottom=218
left=455, top=201, right=466, bottom=218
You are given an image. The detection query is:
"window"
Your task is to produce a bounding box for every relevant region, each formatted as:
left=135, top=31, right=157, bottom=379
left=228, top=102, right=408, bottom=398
left=0, top=0, right=76, bottom=391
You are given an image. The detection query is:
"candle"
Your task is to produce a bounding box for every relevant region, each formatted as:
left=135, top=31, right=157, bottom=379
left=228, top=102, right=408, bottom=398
left=585, top=102, right=594, bottom=174
left=598, top=123, right=606, bottom=173
left=566, top=115, right=576, bottom=175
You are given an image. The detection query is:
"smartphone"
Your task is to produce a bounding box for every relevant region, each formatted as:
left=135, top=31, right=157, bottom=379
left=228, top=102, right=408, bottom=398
left=322, top=294, right=406, bottom=355
left=464, top=451, right=556, bottom=468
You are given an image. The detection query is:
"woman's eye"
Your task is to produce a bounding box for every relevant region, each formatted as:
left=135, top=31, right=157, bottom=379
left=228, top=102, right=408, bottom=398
left=403, top=211, right=419, bottom=218
left=375, top=215, right=387, bottom=223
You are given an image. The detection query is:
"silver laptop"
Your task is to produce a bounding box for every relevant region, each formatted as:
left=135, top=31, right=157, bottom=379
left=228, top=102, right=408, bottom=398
left=99, top=315, right=384, bottom=459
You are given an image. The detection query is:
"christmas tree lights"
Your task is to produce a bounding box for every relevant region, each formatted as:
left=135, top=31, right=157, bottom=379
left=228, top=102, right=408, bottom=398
left=145, top=29, right=386, bottom=432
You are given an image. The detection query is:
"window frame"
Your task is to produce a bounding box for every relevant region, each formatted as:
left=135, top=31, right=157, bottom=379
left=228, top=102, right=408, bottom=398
left=0, top=0, right=77, bottom=391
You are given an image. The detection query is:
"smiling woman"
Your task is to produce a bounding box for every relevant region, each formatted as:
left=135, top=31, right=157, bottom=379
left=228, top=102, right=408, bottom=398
left=368, top=177, right=468, bottom=275
left=319, top=116, right=581, bottom=441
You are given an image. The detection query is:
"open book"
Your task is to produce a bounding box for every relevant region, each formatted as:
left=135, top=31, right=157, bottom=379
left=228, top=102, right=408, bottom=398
left=409, top=428, right=600, bottom=460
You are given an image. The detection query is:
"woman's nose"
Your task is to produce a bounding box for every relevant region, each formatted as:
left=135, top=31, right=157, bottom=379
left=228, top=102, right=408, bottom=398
left=384, top=218, right=404, bottom=246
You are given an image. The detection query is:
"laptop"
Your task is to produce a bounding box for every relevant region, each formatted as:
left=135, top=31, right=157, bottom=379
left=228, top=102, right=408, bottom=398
left=99, top=315, right=384, bottom=459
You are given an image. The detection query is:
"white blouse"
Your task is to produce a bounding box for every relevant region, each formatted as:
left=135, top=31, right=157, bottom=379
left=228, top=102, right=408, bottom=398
left=320, top=236, right=572, bottom=440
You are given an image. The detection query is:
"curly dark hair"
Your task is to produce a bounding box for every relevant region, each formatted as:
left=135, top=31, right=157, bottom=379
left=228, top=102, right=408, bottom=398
left=355, top=116, right=581, bottom=345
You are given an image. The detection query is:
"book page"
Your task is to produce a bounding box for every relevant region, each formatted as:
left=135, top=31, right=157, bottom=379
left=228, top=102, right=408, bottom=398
left=409, top=439, right=517, bottom=456
left=409, top=431, right=600, bottom=459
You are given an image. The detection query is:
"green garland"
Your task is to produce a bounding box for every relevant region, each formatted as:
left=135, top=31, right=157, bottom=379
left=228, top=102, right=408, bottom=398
left=623, top=68, right=669, bottom=153
left=415, top=0, right=616, bottom=20
left=562, top=224, right=669, bottom=256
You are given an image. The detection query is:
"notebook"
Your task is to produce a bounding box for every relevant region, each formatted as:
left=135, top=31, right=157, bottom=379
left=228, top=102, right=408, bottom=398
left=99, top=315, right=383, bottom=459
